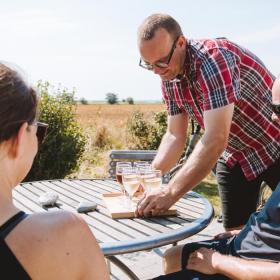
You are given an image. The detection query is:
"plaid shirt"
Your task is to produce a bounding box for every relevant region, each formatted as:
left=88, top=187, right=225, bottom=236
left=162, top=38, right=280, bottom=181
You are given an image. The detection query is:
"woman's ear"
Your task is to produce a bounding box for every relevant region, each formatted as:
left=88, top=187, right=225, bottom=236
left=8, top=122, right=29, bottom=158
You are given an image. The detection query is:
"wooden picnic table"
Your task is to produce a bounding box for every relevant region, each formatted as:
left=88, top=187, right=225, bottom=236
left=14, top=179, right=214, bottom=280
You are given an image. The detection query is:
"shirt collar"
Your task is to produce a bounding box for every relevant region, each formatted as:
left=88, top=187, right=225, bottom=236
left=171, top=42, right=192, bottom=83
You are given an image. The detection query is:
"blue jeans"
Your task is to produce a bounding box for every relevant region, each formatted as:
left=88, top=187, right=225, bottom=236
left=152, top=237, right=234, bottom=280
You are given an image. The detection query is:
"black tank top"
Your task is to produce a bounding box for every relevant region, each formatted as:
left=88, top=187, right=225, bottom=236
left=0, top=211, right=31, bottom=279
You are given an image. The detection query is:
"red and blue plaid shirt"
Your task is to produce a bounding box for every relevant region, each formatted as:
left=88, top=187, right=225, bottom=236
left=162, top=38, right=280, bottom=181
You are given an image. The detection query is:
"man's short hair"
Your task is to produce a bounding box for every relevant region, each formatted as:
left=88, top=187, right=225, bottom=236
left=138, top=14, right=183, bottom=41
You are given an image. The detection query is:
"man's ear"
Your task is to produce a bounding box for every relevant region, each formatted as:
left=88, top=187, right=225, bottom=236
left=9, top=122, right=28, bottom=158
left=178, top=36, right=186, bottom=48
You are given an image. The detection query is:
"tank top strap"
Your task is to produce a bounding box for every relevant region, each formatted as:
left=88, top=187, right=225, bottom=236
left=0, top=211, right=28, bottom=239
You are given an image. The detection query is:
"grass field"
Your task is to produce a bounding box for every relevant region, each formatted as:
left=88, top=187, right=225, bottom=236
left=75, top=104, right=220, bottom=216
left=76, top=103, right=165, bottom=145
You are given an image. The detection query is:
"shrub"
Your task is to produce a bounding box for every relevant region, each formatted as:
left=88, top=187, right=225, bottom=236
left=25, top=81, right=87, bottom=181
left=80, top=97, right=88, bottom=105
left=126, top=97, right=134, bottom=105
left=150, top=110, right=168, bottom=148
left=126, top=110, right=167, bottom=150
left=94, top=126, right=112, bottom=149
left=126, top=110, right=193, bottom=155
left=106, top=92, right=118, bottom=104
left=126, top=111, right=151, bottom=149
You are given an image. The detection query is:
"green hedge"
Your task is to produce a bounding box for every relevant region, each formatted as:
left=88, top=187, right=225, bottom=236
left=25, top=81, right=87, bottom=181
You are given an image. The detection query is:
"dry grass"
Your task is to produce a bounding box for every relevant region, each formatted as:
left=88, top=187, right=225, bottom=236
left=76, top=104, right=165, bottom=126
left=76, top=104, right=164, bottom=147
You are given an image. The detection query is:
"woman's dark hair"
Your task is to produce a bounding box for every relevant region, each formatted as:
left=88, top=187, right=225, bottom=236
left=0, top=63, right=38, bottom=143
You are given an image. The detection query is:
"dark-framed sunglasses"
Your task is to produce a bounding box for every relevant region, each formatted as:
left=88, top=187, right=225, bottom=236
left=32, top=122, right=49, bottom=145
left=139, top=36, right=180, bottom=70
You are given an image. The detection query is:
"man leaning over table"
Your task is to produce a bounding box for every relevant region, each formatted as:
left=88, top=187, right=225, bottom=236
left=135, top=13, right=280, bottom=231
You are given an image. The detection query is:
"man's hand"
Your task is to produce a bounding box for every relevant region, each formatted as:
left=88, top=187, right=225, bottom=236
left=135, top=186, right=175, bottom=217
left=272, top=112, right=280, bottom=124
left=214, top=229, right=241, bottom=240
left=187, top=247, right=222, bottom=275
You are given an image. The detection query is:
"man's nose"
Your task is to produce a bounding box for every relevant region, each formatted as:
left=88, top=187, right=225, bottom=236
left=153, top=66, right=165, bottom=75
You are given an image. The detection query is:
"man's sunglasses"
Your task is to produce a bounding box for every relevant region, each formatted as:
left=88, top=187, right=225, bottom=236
left=32, top=122, right=49, bottom=145
left=139, top=36, right=179, bottom=70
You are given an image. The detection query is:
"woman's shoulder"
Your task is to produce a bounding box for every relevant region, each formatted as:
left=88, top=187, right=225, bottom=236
left=30, top=210, right=86, bottom=229
left=23, top=210, right=87, bottom=237
left=8, top=210, right=94, bottom=279
left=13, top=209, right=91, bottom=251
left=25, top=210, right=92, bottom=251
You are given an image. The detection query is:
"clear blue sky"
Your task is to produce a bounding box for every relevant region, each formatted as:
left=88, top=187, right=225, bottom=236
left=1, top=0, right=280, bottom=101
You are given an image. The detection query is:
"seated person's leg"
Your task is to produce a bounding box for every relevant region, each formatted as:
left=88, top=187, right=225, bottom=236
left=163, top=245, right=184, bottom=274
left=152, top=269, right=230, bottom=280
left=164, top=238, right=232, bottom=274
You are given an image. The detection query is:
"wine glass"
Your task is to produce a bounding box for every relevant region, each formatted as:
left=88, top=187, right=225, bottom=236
left=134, top=162, right=151, bottom=193
left=116, top=162, right=132, bottom=202
left=142, top=169, right=162, bottom=193
left=122, top=168, right=141, bottom=208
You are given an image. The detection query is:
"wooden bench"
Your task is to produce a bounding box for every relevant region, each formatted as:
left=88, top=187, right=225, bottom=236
left=108, top=150, right=170, bottom=183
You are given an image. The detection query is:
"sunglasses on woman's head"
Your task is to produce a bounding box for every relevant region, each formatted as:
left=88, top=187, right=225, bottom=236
left=31, top=122, right=49, bottom=145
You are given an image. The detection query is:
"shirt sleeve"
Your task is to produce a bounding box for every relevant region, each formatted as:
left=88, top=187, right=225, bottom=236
left=161, top=81, right=182, bottom=116
left=198, top=48, right=241, bottom=111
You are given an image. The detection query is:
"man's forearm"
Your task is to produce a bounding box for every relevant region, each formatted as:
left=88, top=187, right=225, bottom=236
left=152, top=132, right=186, bottom=174
left=215, top=255, right=280, bottom=280
left=168, top=133, right=225, bottom=200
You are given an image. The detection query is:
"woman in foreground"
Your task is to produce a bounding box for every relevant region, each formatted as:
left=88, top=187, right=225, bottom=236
left=0, top=63, right=110, bottom=279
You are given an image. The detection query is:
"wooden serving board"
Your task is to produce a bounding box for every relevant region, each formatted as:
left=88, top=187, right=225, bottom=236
left=102, top=192, right=177, bottom=219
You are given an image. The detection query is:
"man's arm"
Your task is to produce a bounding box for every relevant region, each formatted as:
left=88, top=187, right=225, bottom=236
left=272, top=77, right=280, bottom=123
left=136, top=103, right=234, bottom=217
left=167, top=103, right=234, bottom=201
left=187, top=247, right=280, bottom=280
left=152, top=112, right=189, bottom=174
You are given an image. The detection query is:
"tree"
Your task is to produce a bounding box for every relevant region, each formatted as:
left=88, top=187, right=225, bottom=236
left=126, top=97, right=134, bottom=105
left=106, top=92, right=118, bottom=104
left=80, top=97, right=88, bottom=105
